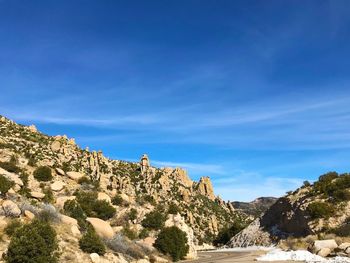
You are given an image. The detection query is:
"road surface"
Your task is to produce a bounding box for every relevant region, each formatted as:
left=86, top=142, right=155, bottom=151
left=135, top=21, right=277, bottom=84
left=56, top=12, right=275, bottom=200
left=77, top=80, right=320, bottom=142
left=182, top=251, right=294, bottom=263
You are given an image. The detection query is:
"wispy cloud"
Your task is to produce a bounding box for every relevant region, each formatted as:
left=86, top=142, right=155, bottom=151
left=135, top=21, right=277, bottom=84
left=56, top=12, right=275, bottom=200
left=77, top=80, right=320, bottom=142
left=152, top=160, right=225, bottom=175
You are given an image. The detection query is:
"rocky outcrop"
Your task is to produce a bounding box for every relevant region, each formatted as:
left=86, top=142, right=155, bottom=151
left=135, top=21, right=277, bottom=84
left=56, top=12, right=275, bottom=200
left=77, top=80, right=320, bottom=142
left=197, top=177, right=215, bottom=200
left=226, top=218, right=273, bottom=247
left=2, top=200, right=21, bottom=217
left=66, top=171, right=84, bottom=181
left=232, top=197, right=277, bottom=218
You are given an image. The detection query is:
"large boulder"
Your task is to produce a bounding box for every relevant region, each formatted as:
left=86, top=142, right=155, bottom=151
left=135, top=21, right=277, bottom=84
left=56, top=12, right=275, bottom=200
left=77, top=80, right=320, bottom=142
left=61, top=215, right=78, bottom=226
left=66, top=171, right=84, bottom=181
left=31, top=191, right=45, bottom=199
left=51, top=181, right=65, bottom=191
left=86, top=217, right=114, bottom=239
left=98, top=192, right=111, bottom=203
left=317, top=248, right=332, bottom=257
left=338, top=243, right=350, bottom=250
left=0, top=167, right=23, bottom=186
left=313, top=240, right=338, bottom=254
left=55, top=168, right=65, bottom=176
left=24, top=210, right=35, bottom=220
left=2, top=200, right=21, bottom=217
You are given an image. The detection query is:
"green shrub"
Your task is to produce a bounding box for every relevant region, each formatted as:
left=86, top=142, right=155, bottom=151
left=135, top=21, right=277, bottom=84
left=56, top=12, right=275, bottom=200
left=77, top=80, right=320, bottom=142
left=43, top=187, right=54, bottom=203
left=141, top=210, right=165, bottom=230
left=307, top=201, right=334, bottom=219
left=3, top=220, right=58, bottom=263
left=92, top=200, right=116, bottom=220
left=168, top=203, right=180, bottom=215
left=64, top=200, right=86, bottom=221
left=75, top=191, right=116, bottom=220
left=122, top=225, right=138, bottom=240
left=112, top=195, right=123, bottom=206
left=139, top=228, right=149, bottom=239
left=128, top=208, right=138, bottom=221
left=154, top=226, right=189, bottom=262
left=4, top=219, right=22, bottom=237
left=79, top=227, right=106, bottom=255
left=213, top=221, right=245, bottom=246
left=303, top=181, right=311, bottom=187
left=0, top=175, right=14, bottom=196
left=144, top=195, right=156, bottom=205
left=33, top=166, right=52, bottom=182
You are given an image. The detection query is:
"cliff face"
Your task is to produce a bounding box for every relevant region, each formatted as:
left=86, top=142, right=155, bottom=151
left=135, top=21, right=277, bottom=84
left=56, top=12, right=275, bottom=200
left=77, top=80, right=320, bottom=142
left=227, top=173, right=350, bottom=248
left=0, top=115, right=243, bottom=243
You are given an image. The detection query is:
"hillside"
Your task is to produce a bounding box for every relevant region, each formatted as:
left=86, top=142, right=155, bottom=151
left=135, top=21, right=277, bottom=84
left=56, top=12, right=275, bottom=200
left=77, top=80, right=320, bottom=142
left=227, top=172, right=350, bottom=250
left=231, top=197, right=277, bottom=218
left=0, top=115, right=246, bottom=262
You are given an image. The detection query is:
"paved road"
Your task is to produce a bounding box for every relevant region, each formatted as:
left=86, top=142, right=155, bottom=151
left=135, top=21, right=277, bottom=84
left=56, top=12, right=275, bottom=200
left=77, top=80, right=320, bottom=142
left=182, top=251, right=294, bottom=263
left=181, top=251, right=260, bottom=263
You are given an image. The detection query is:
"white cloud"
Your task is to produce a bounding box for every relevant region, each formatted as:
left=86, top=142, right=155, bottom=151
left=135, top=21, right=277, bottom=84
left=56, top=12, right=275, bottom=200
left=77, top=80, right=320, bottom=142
left=152, top=160, right=225, bottom=175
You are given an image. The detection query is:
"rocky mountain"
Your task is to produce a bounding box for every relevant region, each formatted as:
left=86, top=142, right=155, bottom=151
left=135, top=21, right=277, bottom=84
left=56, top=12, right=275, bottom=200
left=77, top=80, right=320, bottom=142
left=227, top=172, right=350, bottom=253
left=0, top=115, right=246, bottom=262
left=231, top=197, right=277, bottom=218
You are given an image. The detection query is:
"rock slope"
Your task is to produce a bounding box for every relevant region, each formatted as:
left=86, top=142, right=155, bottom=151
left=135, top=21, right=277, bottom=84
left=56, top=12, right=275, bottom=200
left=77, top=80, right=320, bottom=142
left=0, top=115, right=246, bottom=262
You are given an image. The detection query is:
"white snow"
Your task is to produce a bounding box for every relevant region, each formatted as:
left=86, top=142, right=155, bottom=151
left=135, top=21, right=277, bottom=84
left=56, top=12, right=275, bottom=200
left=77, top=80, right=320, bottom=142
left=256, top=249, right=350, bottom=263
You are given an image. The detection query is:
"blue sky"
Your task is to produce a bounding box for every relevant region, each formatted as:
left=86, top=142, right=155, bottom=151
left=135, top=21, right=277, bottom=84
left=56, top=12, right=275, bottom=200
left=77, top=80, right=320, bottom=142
left=1, top=1, right=350, bottom=201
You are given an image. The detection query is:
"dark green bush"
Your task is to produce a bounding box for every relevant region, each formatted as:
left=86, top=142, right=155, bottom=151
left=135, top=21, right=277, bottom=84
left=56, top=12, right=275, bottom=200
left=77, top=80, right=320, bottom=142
left=141, top=210, right=165, bottom=230
left=154, top=226, right=189, bottom=262
left=112, top=195, right=123, bottom=206
left=33, top=166, right=52, bottom=182
left=64, top=200, right=86, bottom=221
left=122, top=225, right=138, bottom=240
left=43, top=187, right=54, bottom=204
left=307, top=201, right=334, bottom=219
left=168, top=203, right=180, bottom=215
left=0, top=175, right=14, bottom=196
left=128, top=208, right=138, bottom=221
left=79, top=227, right=106, bottom=255
left=213, top=221, right=245, bottom=246
left=139, top=228, right=149, bottom=239
left=4, top=219, right=22, bottom=237
left=303, top=181, right=311, bottom=187
left=75, top=191, right=116, bottom=220
left=92, top=200, right=116, bottom=220
left=4, top=219, right=58, bottom=263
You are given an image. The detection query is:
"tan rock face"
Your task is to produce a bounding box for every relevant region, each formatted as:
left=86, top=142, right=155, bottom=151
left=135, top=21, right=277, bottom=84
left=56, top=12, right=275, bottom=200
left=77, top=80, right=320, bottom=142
left=97, top=192, right=111, bottom=203
left=24, top=210, right=35, bottom=220
left=51, top=181, right=65, bottom=191
left=197, top=177, right=215, bottom=201
left=60, top=215, right=78, bottom=226
left=86, top=217, right=114, bottom=239
left=31, top=191, right=45, bottom=199
left=66, top=171, right=84, bottom=181
left=0, top=167, right=23, bottom=186
left=317, top=248, right=332, bottom=257
left=2, top=200, right=21, bottom=217
left=55, top=168, right=65, bottom=176
left=313, top=239, right=338, bottom=253
left=51, top=140, right=61, bottom=152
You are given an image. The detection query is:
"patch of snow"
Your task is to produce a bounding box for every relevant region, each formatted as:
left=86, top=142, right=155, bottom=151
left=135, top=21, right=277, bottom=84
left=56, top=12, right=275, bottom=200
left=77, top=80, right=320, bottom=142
left=256, top=249, right=350, bottom=263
